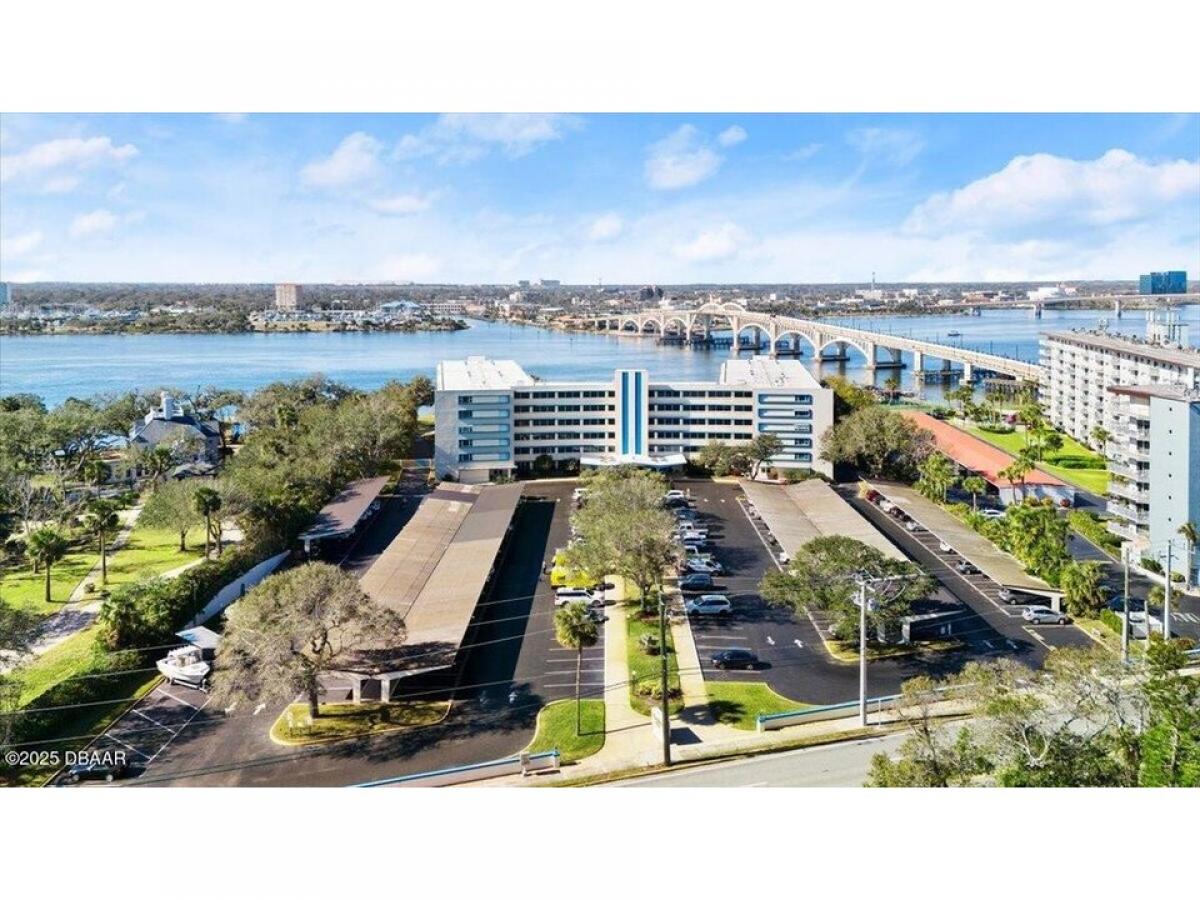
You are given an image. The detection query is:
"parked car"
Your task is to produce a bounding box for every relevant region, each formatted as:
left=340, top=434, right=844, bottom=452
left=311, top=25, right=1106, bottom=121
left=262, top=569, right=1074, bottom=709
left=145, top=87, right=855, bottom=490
left=865, top=489, right=882, bottom=503
left=680, top=536, right=708, bottom=550
left=664, top=489, right=687, bottom=502
left=710, top=648, right=759, bottom=670
left=955, top=560, right=981, bottom=576
left=684, top=595, right=732, bottom=617
left=683, top=557, right=723, bottom=575
left=980, top=508, right=1006, bottom=520
left=683, top=544, right=713, bottom=559
left=572, top=487, right=588, bottom=504
left=998, top=589, right=1044, bottom=605
left=554, top=588, right=601, bottom=607
left=677, top=529, right=708, bottom=542
left=678, top=573, right=715, bottom=592
left=905, top=520, right=923, bottom=532
left=938, top=541, right=955, bottom=554
left=878, top=499, right=894, bottom=512
left=1107, top=595, right=1145, bottom=613
left=61, top=759, right=131, bottom=784
left=1023, top=606, right=1069, bottom=625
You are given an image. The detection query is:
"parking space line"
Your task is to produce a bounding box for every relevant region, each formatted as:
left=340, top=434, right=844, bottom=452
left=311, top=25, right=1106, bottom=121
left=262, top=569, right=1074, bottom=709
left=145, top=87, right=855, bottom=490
left=153, top=686, right=200, bottom=709
left=101, top=732, right=153, bottom=760
left=131, top=708, right=179, bottom=733
left=143, top=695, right=212, bottom=768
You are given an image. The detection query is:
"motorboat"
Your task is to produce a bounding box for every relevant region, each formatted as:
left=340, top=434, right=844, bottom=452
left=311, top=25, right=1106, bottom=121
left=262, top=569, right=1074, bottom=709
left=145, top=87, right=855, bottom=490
left=946, top=330, right=962, bottom=338
left=156, top=645, right=211, bottom=689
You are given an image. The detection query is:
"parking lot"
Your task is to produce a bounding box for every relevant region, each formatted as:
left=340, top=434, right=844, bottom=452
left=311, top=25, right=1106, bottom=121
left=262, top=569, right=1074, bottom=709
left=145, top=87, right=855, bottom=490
left=847, top=491, right=1095, bottom=654
left=58, top=680, right=211, bottom=785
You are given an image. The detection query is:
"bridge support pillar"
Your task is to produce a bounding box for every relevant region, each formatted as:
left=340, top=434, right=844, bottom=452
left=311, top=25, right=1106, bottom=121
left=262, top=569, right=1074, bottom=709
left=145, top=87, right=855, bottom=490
left=912, top=350, right=924, bottom=378
left=1113, top=299, right=1122, bottom=319
left=863, top=342, right=878, bottom=371
left=962, top=362, right=975, bottom=382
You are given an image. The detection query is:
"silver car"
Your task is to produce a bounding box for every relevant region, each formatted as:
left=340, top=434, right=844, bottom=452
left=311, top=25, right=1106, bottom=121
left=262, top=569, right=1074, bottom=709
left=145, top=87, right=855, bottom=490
left=1022, top=606, right=1069, bottom=625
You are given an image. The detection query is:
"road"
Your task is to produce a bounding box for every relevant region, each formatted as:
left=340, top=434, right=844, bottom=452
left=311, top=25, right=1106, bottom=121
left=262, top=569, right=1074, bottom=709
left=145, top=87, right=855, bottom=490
left=619, top=732, right=907, bottom=787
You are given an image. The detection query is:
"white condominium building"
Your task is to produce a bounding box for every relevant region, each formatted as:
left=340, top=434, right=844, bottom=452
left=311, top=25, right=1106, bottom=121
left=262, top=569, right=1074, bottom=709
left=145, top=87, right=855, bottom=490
left=1105, top=383, right=1200, bottom=582
left=274, top=282, right=301, bottom=311
left=1039, top=318, right=1200, bottom=445
left=434, top=355, right=834, bottom=483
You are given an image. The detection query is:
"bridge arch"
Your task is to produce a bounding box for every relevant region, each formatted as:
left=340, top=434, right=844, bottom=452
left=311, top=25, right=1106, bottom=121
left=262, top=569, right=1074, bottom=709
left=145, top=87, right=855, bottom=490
left=662, top=316, right=690, bottom=335
left=817, top=337, right=874, bottom=364
left=734, top=322, right=773, bottom=348
left=641, top=318, right=663, bottom=334
left=619, top=318, right=641, bottom=333
left=772, top=330, right=818, bottom=356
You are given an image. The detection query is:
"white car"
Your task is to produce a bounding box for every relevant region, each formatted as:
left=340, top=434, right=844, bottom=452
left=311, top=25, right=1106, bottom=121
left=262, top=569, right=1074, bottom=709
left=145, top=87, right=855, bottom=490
left=677, top=529, right=708, bottom=542
left=938, top=541, right=954, bottom=553
left=683, top=557, right=723, bottom=575
left=980, top=508, right=1006, bottom=520
left=684, top=595, right=732, bottom=617
left=1022, top=606, right=1069, bottom=625
left=554, top=588, right=601, bottom=607
left=906, top=520, right=923, bottom=532
left=664, top=490, right=687, bottom=502
left=571, top=487, right=588, bottom=503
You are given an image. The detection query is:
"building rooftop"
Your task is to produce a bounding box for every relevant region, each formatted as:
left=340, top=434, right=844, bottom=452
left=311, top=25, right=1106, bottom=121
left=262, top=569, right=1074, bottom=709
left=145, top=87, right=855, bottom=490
left=718, top=356, right=822, bottom=389
left=1108, top=383, right=1200, bottom=403
left=902, top=411, right=1068, bottom=489
left=300, top=476, right=390, bottom=541
left=437, top=356, right=535, bottom=391
left=1043, top=330, right=1200, bottom=368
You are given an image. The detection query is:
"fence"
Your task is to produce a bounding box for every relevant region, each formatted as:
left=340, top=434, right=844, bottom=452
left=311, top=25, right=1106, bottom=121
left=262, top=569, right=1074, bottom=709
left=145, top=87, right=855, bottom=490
left=352, top=750, right=560, bottom=787
left=756, top=695, right=901, bottom=732
left=185, top=550, right=289, bottom=628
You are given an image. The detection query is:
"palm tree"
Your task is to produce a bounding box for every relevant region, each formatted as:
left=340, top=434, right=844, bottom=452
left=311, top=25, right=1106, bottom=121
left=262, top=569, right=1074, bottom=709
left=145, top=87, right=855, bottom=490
left=554, top=602, right=600, bottom=735
left=193, top=486, right=223, bottom=558
left=1178, top=522, right=1198, bottom=590
left=962, top=475, right=988, bottom=511
left=145, top=445, right=175, bottom=486
left=26, top=527, right=71, bottom=607
left=1060, top=560, right=1107, bottom=617
left=81, top=457, right=110, bottom=493
left=1090, top=425, right=1112, bottom=453
left=83, top=498, right=121, bottom=584
left=884, top=376, right=901, bottom=405
left=999, top=457, right=1033, bottom=502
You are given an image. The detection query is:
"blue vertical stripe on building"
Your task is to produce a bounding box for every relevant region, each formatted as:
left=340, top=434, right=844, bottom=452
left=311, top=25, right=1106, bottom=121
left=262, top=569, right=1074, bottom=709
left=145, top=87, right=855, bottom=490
left=620, top=371, right=629, bottom=456
left=634, top=371, right=643, bottom=455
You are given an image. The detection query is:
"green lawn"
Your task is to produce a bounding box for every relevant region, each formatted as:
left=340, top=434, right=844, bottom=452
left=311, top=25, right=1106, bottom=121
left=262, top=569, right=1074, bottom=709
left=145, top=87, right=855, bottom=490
left=17, top=625, right=107, bottom=705
left=525, top=698, right=606, bottom=763
left=962, top=422, right=1109, bottom=495
left=626, top=610, right=682, bottom=716
left=706, top=682, right=810, bottom=730
left=270, top=700, right=449, bottom=745
left=822, top=637, right=964, bottom=662
left=0, top=524, right=205, bottom=617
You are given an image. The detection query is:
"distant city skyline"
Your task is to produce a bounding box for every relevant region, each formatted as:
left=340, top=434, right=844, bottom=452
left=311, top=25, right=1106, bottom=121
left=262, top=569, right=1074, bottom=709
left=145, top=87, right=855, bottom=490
left=1, top=113, right=1198, bottom=285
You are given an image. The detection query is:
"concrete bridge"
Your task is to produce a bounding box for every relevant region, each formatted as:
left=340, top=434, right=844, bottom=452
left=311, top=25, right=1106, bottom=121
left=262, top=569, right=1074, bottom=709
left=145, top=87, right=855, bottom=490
left=571, top=302, right=1043, bottom=383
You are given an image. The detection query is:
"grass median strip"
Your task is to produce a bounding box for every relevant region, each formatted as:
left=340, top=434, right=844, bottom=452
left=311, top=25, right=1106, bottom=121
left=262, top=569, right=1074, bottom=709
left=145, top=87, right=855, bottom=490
left=626, top=608, right=682, bottom=716
left=525, top=698, right=605, bottom=763
left=822, top=637, right=963, bottom=663
left=706, top=682, right=811, bottom=730
left=270, top=699, right=450, bottom=745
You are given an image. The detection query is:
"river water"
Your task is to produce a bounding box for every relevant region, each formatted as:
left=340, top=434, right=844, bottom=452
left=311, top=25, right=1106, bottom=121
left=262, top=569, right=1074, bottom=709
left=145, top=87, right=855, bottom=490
left=2, top=305, right=1197, bottom=407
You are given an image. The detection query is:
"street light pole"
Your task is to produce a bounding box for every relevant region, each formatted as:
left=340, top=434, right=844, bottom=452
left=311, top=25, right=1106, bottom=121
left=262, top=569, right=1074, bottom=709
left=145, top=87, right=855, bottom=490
left=1121, top=545, right=1130, bottom=663
left=859, top=579, right=869, bottom=727
left=659, top=589, right=671, bottom=767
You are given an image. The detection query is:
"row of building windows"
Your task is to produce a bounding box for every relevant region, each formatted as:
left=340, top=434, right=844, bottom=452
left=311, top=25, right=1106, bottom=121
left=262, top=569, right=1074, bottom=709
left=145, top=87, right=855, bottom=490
left=459, top=438, right=510, bottom=448
left=513, top=404, right=613, bottom=413
left=514, top=418, right=615, bottom=427
left=650, top=404, right=754, bottom=413
left=650, top=389, right=753, bottom=399
left=515, top=432, right=613, bottom=441
left=514, top=445, right=606, bottom=456
left=458, top=409, right=510, bottom=420
left=650, top=417, right=752, bottom=426
left=457, top=451, right=510, bottom=462
left=650, top=431, right=754, bottom=441
left=759, top=394, right=813, bottom=405
left=513, top=390, right=612, bottom=399
left=457, top=394, right=510, bottom=406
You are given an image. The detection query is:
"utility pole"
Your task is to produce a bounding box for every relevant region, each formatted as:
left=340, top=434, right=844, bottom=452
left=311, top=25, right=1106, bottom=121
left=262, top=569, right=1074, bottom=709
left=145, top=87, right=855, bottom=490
left=1121, top=545, right=1130, bottom=663
left=859, top=579, right=869, bottom=727
left=659, top=588, right=671, bottom=766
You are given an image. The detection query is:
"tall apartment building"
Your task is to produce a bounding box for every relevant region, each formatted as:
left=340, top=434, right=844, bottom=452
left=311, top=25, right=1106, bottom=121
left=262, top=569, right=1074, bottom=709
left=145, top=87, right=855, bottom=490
left=1105, top=383, right=1200, bottom=581
left=1138, top=271, right=1187, bottom=295
left=274, top=283, right=301, bottom=311
left=1039, top=318, right=1200, bottom=444
left=0, top=282, right=11, bottom=308
left=434, top=355, right=834, bottom=483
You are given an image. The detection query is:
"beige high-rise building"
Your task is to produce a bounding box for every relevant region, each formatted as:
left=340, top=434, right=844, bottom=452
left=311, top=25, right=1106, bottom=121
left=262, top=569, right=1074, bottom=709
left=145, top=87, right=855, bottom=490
left=274, top=283, right=302, bottom=311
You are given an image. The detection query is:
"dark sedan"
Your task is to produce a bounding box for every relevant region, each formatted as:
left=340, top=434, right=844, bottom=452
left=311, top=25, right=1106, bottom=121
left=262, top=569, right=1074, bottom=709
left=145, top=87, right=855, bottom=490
left=710, top=648, right=760, bottom=670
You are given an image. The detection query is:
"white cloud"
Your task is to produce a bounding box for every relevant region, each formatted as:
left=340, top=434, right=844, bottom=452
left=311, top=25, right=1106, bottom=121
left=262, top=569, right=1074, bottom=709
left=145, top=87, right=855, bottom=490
left=373, top=252, right=442, bottom=282
left=301, top=132, right=383, bottom=187
left=645, top=125, right=722, bottom=190
left=69, top=209, right=119, bottom=238
left=42, top=175, right=80, bottom=193
left=0, top=135, right=138, bottom=182
left=846, top=127, right=924, bottom=166
left=1, top=230, right=43, bottom=257
left=395, top=114, right=579, bottom=163
left=785, top=143, right=822, bottom=162
left=369, top=192, right=435, bottom=215
left=587, top=213, right=624, bottom=242
left=673, top=223, right=751, bottom=262
left=905, top=148, right=1200, bottom=234
left=717, top=125, right=747, bottom=147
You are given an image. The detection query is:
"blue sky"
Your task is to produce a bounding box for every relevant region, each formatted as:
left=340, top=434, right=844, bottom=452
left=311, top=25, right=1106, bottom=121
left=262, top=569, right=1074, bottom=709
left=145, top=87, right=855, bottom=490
left=1, top=113, right=1197, bottom=284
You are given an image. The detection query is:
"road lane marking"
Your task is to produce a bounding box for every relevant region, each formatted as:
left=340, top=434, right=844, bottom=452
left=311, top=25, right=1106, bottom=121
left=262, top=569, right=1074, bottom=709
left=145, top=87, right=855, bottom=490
left=766, top=636, right=775, bottom=646
left=794, top=639, right=804, bottom=649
